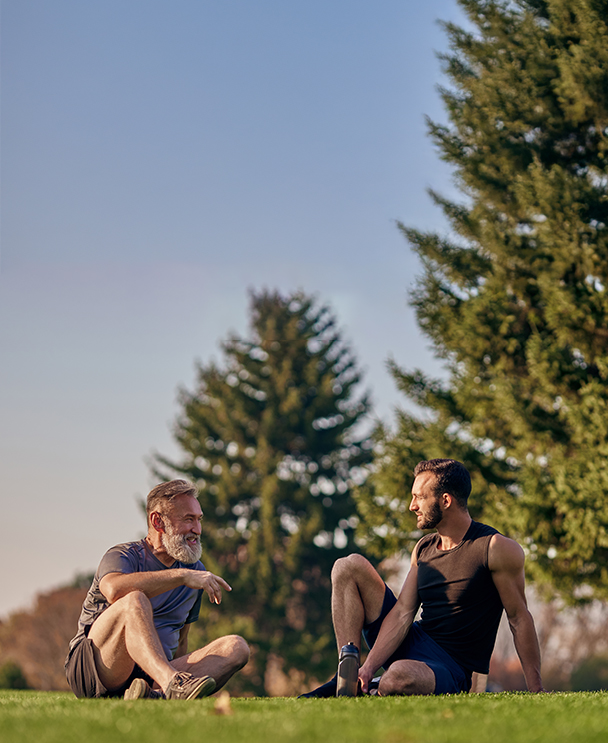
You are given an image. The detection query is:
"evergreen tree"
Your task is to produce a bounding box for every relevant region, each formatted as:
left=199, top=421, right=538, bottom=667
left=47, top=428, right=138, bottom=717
left=152, top=289, right=371, bottom=693
left=356, top=0, right=608, bottom=601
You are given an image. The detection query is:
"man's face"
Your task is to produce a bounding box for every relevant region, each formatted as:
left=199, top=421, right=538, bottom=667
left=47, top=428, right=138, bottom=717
left=409, top=472, right=443, bottom=530
left=159, top=494, right=203, bottom=564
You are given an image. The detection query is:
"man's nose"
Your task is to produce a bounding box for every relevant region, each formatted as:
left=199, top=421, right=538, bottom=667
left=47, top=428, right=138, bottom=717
left=192, top=520, right=202, bottom=535
left=409, top=499, right=417, bottom=512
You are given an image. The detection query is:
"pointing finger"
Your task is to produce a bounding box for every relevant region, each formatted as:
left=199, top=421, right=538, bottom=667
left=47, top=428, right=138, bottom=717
left=217, top=577, right=232, bottom=591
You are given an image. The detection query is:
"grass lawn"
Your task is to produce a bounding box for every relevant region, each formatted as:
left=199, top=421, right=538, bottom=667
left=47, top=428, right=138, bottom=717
left=2, top=690, right=608, bottom=743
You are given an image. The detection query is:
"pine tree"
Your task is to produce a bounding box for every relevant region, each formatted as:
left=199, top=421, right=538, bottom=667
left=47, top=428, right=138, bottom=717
left=152, top=289, right=371, bottom=693
left=356, top=0, right=608, bottom=601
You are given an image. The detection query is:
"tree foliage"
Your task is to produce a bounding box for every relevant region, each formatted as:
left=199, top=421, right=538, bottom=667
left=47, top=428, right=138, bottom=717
left=152, top=289, right=371, bottom=694
left=356, top=0, right=608, bottom=601
left=0, top=661, right=29, bottom=690
left=571, top=655, right=608, bottom=690
left=0, top=585, right=88, bottom=690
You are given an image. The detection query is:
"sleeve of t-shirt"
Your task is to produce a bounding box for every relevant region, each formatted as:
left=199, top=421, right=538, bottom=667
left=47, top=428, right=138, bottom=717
left=97, top=544, right=140, bottom=579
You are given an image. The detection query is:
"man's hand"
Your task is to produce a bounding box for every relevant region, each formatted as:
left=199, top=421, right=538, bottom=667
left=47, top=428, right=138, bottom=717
left=358, top=660, right=376, bottom=695
left=183, top=569, right=232, bottom=604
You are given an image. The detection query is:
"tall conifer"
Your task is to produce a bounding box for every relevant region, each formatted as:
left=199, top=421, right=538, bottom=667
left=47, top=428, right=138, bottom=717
left=357, top=0, right=608, bottom=600
left=153, top=289, right=371, bottom=692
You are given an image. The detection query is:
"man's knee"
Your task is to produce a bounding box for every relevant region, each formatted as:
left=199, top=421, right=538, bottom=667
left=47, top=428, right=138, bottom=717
left=116, top=590, right=152, bottom=617
left=102, top=590, right=153, bottom=631
left=378, top=670, right=409, bottom=696
left=212, top=634, right=249, bottom=670
left=89, top=590, right=153, bottom=645
left=232, top=635, right=250, bottom=668
left=331, top=553, right=373, bottom=584
left=379, top=662, right=435, bottom=696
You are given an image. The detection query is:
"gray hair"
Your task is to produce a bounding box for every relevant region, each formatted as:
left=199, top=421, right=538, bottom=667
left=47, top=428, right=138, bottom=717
left=146, top=479, right=198, bottom=525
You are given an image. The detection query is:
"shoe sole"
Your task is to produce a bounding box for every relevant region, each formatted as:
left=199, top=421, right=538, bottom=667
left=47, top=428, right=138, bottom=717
left=185, top=676, right=216, bottom=700
left=124, top=678, right=149, bottom=700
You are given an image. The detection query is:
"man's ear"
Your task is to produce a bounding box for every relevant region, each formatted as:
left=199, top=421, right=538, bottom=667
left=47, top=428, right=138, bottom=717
left=441, top=492, right=453, bottom=510
left=150, top=511, right=165, bottom=533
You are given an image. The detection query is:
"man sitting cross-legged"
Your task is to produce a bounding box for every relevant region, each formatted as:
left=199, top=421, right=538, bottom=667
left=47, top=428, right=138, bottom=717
left=301, top=459, right=544, bottom=697
left=65, top=479, right=249, bottom=699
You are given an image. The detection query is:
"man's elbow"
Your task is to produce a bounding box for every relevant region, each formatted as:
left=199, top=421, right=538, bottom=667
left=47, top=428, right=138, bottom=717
left=100, top=578, right=130, bottom=604
left=507, top=607, right=534, bottom=634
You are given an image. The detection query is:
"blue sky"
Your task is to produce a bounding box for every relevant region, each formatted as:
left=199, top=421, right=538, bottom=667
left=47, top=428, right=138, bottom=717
left=0, top=0, right=466, bottom=618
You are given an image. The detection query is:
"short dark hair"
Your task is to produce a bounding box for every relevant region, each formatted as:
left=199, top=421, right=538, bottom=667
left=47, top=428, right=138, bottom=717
left=146, top=480, right=198, bottom=525
left=413, top=459, right=471, bottom=509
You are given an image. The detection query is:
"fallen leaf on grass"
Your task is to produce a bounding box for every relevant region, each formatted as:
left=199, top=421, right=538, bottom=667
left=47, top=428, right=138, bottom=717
left=214, top=690, right=233, bottom=715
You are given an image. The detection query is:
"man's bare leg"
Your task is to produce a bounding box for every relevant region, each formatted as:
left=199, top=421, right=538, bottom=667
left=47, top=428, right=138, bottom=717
left=87, top=590, right=183, bottom=693
left=377, top=659, right=435, bottom=696
left=299, top=554, right=386, bottom=697
left=331, top=558, right=437, bottom=696
left=331, top=554, right=388, bottom=651
left=171, top=634, right=250, bottom=691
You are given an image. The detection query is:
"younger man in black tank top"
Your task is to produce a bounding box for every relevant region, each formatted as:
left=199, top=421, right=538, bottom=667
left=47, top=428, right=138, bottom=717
left=301, top=459, right=544, bottom=697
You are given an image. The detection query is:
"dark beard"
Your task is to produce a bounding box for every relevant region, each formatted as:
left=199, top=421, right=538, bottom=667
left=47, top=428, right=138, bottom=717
left=418, top=499, right=443, bottom=530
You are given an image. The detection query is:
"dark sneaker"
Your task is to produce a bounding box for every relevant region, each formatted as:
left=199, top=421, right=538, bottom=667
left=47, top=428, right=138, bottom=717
left=124, top=678, right=164, bottom=700
left=165, top=672, right=216, bottom=700
left=298, top=674, right=337, bottom=698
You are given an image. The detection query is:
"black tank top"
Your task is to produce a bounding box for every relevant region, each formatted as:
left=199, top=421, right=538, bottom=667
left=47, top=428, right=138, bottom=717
left=416, top=520, right=504, bottom=674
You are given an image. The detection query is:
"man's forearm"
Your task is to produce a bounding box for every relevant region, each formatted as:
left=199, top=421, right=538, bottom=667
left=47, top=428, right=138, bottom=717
left=510, top=610, right=544, bottom=692
left=101, top=569, right=189, bottom=603
left=361, top=607, right=413, bottom=679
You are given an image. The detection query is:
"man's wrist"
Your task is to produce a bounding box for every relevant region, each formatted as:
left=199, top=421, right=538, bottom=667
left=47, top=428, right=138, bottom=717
left=178, top=567, right=189, bottom=584
left=526, top=674, right=544, bottom=693
left=360, top=659, right=376, bottom=680
left=527, top=682, right=545, bottom=693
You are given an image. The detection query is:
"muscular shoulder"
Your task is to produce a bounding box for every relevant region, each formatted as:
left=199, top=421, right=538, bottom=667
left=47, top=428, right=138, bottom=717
left=488, top=533, right=525, bottom=573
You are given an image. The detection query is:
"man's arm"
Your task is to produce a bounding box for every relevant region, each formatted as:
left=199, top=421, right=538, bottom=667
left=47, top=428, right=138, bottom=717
left=489, top=534, right=545, bottom=693
left=99, top=569, right=231, bottom=605
left=358, top=549, right=421, bottom=693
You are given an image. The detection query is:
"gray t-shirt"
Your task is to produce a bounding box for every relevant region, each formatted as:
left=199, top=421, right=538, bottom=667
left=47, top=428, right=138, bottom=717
left=67, top=539, right=204, bottom=661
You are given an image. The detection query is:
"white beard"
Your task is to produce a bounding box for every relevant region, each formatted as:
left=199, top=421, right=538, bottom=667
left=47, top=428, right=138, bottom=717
left=161, top=524, right=202, bottom=564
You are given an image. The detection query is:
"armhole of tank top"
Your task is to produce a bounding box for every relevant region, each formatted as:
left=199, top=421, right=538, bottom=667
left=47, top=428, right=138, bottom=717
left=415, top=534, right=433, bottom=563
left=484, top=532, right=494, bottom=569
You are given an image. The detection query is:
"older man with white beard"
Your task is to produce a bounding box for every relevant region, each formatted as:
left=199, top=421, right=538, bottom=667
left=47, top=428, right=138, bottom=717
left=65, top=480, right=249, bottom=700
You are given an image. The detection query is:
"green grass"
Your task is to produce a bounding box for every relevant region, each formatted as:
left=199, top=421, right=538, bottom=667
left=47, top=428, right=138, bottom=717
left=2, top=690, right=608, bottom=743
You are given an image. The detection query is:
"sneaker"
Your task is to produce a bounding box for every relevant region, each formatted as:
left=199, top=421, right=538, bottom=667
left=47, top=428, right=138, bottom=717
left=124, top=678, right=164, bottom=700
left=298, top=674, right=337, bottom=698
left=164, top=672, right=216, bottom=700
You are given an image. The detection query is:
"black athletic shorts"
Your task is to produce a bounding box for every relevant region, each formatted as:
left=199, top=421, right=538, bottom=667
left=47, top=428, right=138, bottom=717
left=362, top=584, right=472, bottom=695
left=65, top=637, right=155, bottom=698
